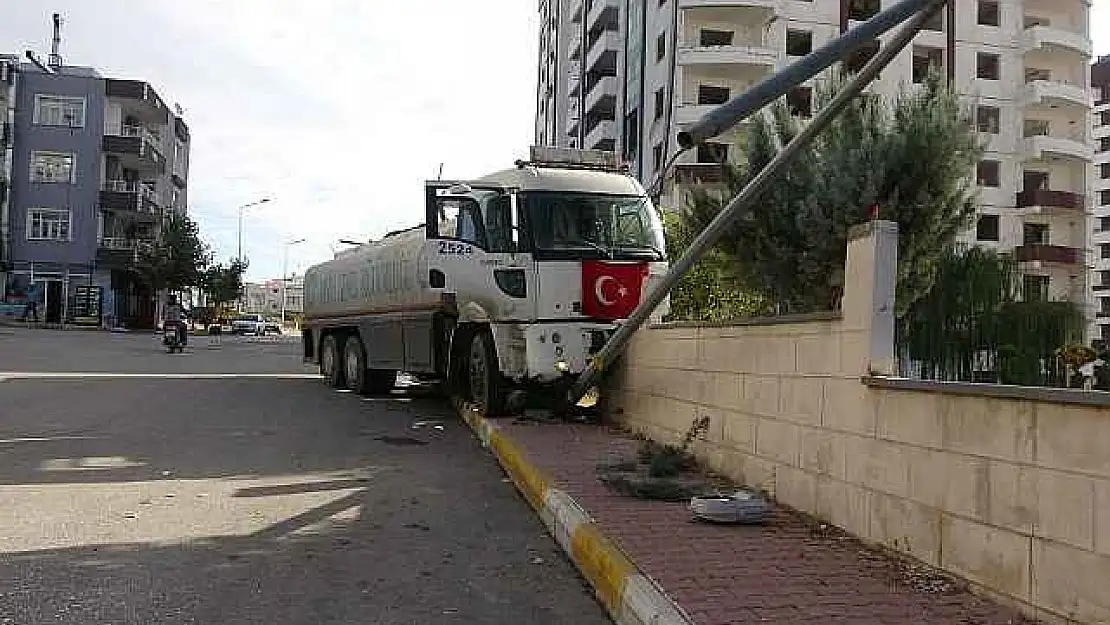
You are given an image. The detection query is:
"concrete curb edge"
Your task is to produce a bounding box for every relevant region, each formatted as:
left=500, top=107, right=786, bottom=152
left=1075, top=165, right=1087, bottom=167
left=458, top=404, right=695, bottom=625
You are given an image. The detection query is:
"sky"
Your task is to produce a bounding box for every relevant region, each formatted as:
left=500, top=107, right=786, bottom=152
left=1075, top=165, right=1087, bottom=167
left=0, top=2, right=1106, bottom=281
left=0, top=1, right=540, bottom=281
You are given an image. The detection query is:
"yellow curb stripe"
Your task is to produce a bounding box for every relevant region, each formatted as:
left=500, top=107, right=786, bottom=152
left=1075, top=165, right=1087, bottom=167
left=488, top=428, right=550, bottom=513
left=570, top=521, right=637, bottom=615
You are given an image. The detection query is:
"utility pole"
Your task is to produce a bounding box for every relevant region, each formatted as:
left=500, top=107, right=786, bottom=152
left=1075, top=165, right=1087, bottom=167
left=281, top=238, right=304, bottom=327
left=235, top=197, right=270, bottom=311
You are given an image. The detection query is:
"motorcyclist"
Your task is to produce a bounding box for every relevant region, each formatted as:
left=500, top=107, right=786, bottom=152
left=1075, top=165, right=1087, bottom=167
left=163, top=295, right=187, bottom=346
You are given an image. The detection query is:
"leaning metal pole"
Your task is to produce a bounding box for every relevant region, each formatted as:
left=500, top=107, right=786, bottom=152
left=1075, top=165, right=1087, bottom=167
left=565, top=0, right=948, bottom=409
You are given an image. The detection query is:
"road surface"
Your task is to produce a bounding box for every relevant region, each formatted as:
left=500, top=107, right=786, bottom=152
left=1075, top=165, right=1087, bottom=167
left=0, top=328, right=610, bottom=624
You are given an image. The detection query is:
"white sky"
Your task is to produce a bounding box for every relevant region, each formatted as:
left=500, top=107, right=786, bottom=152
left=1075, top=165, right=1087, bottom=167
left=1, top=1, right=540, bottom=281
left=0, top=2, right=1106, bottom=281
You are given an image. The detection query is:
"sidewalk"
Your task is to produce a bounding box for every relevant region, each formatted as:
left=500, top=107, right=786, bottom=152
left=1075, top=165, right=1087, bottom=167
left=462, top=411, right=1039, bottom=625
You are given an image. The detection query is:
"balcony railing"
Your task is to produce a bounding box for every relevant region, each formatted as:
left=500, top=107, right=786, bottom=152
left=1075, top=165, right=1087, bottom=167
left=104, top=123, right=162, bottom=151
left=1015, top=189, right=1084, bottom=210
left=1015, top=244, right=1081, bottom=264
left=99, top=237, right=140, bottom=251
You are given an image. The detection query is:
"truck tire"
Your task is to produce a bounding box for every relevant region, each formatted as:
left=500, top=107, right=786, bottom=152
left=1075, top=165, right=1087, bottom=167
left=468, top=330, right=506, bottom=416
left=343, top=337, right=397, bottom=396
left=320, top=333, right=346, bottom=388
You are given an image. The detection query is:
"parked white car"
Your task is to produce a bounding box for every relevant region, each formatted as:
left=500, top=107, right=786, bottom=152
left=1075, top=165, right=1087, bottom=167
left=231, top=314, right=281, bottom=335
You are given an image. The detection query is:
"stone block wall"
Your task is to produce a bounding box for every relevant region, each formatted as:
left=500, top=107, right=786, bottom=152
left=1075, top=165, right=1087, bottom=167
left=608, top=221, right=1110, bottom=625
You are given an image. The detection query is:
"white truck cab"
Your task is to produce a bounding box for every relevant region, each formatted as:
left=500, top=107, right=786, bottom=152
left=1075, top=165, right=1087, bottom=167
left=302, top=146, right=669, bottom=415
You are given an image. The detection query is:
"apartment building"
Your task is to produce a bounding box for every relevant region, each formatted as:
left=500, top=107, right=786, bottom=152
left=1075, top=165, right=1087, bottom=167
left=1089, top=55, right=1110, bottom=340
left=0, top=56, right=190, bottom=329
left=242, top=276, right=304, bottom=319
left=536, top=0, right=1094, bottom=324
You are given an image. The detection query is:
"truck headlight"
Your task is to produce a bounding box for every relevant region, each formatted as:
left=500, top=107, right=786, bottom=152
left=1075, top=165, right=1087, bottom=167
left=554, top=359, right=570, bottom=373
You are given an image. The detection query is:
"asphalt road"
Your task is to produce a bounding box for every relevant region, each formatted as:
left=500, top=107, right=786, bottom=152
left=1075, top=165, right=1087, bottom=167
left=0, top=328, right=610, bottom=625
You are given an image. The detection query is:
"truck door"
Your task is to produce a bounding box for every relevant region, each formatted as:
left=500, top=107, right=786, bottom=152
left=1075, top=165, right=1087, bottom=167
left=424, top=183, right=535, bottom=324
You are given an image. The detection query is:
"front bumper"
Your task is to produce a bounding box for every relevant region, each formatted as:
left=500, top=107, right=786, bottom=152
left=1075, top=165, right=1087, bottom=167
left=494, top=322, right=616, bottom=384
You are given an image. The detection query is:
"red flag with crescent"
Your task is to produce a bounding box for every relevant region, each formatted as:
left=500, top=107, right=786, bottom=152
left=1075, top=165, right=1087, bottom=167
left=581, top=260, right=649, bottom=320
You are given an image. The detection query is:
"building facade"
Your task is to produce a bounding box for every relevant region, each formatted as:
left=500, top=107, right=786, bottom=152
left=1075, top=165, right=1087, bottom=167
left=0, top=58, right=190, bottom=328
left=536, top=0, right=1095, bottom=328
left=242, top=276, right=304, bottom=319
left=1089, top=55, right=1110, bottom=340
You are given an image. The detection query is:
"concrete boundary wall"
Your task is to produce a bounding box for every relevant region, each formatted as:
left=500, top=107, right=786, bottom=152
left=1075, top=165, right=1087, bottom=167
left=608, top=221, right=1110, bottom=625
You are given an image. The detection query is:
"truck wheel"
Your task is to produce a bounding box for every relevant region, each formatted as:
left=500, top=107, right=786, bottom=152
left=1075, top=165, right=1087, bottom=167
left=320, top=333, right=346, bottom=388
left=343, top=337, right=397, bottom=396
left=468, top=330, right=506, bottom=416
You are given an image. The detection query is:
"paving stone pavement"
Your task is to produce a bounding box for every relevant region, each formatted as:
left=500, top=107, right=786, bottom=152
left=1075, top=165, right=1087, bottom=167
left=491, top=419, right=1039, bottom=625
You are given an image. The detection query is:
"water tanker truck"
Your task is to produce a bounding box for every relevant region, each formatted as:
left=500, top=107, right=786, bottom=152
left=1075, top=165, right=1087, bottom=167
left=301, top=146, right=670, bottom=415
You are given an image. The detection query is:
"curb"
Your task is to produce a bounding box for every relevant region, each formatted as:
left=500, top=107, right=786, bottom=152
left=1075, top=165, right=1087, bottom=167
left=458, top=404, right=695, bottom=625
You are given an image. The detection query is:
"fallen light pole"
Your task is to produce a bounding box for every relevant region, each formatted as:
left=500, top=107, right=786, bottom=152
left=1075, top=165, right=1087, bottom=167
left=564, top=0, right=948, bottom=410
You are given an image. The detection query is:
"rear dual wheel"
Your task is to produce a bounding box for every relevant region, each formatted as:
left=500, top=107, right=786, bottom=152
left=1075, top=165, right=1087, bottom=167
left=343, top=336, right=397, bottom=396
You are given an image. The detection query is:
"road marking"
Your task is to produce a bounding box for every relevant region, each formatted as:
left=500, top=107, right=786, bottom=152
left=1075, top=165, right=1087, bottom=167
left=0, top=436, right=100, bottom=444
left=0, top=372, right=323, bottom=381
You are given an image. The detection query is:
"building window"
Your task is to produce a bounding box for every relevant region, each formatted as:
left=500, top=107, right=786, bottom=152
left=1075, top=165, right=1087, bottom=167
left=844, top=39, right=880, bottom=74
left=848, top=0, right=880, bottom=21
left=1102, top=243, right=1110, bottom=259
left=1023, top=119, right=1050, bottom=137
left=697, top=142, right=728, bottom=163
left=657, top=33, right=666, bottom=61
left=1100, top=111, right=1110, bottom=127
left=976, top=53, right=1000, bottom=80
left=653, top=144, right=664, bottom=172
left=1101, top=189, right=1110, bottom=206
left=976, top=106, right=1000, bottom=133
left=697, top=84, right=730, bottom=106
left=977, top=0, right=1000, bottom=26
left=1100, top=137, right=1110, bottom=152
left=1101, top=163, right=1110, bottom=180
left=786, top=30, right=812, bottom=56
left=29, top=151, right=75, bottom=183
left=1100, top=217, right=1110, bottom=232
left=33, top=94, right=86, bottom=127
left=787, top=87, right=812, bottom=118
left=26, top=208, right=71, bottom=241
left=976, top=160, right=1000, bottom=187
left=912, top=46, right=943, bottom=83
left=976, top=214, right=1000, bottom=241
left=699, top=29, right=732, bottom=47
left=655, top=88, right=665, bottom=120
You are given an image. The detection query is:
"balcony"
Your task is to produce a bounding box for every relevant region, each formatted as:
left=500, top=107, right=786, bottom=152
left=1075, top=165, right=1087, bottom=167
left=103, top=124, right=167, bottom=175
left=674, top=163, right=726, bottom=184
left=585, top=76, right=618, bottom=113
left=99, top=180, right=161, bottom=220
left=105, top=79, right=170, bottom=124
left=96, top=237, right=151, bottom=269
left=679, top=0, right=780, bottom=8
left=1022, top=134, right=1093, bottom=162
left=1021, top=80, right=1090, bottom=110
left=1020, top=25, right=1092, bottom=58
left=1015, top=188, right=1084, bottom=214
left=584, top=120, right=617, bottom=151
left=586, top=30, right=620, bottom=73
left=586, top=0, right=618, bottom=31
left=1015, top=244, right=1081, bottom=265
left=174, top=117, right=190, bottom=143
left=677, top=44, right=777, bottom=69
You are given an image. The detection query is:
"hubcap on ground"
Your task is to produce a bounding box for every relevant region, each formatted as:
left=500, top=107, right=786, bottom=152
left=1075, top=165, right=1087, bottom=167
left=469, top=337, right=488, bottom=409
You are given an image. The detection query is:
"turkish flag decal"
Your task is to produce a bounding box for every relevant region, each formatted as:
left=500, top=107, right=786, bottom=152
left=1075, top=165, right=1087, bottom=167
left=581, top=261, right=649, bottom=320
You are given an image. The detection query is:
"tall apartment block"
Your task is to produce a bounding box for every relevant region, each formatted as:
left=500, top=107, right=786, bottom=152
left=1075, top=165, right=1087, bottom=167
left=0, top=55, right=190, bottom=329
left=1089, top=55, right=1110, bottom=340
left=536, top=0, right=1094, bottom=326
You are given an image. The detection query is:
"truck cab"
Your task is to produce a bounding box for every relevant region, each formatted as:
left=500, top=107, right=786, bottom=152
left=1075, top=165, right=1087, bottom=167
left=425, top=146, right=670, bottom=414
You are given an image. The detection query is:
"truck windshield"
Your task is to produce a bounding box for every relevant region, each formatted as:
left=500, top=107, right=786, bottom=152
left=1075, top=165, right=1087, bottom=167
left=523, top=192, right=666, bottom=261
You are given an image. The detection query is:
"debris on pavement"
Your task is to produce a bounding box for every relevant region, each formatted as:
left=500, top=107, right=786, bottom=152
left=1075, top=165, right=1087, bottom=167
left=688, top=489, right=770, bottom=525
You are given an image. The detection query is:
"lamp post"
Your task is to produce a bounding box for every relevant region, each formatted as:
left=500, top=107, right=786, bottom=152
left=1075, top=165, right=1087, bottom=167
left=235, top=197, right=270, bottom=312
left=281, top=238, right=305, bottom=327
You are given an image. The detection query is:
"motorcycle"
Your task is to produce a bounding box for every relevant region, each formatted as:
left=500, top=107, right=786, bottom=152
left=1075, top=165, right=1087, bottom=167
left=163, top=322, right=185, bottom=353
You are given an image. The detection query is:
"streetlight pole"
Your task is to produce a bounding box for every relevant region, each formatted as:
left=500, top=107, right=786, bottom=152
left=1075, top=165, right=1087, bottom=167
left=281, top=238, right=305, bottom=327
left=235, top=197, right=270, bottom=312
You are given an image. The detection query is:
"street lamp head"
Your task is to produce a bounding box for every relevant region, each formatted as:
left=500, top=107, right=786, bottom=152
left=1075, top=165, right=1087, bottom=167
left=288, top=238, right=306, bottom=245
